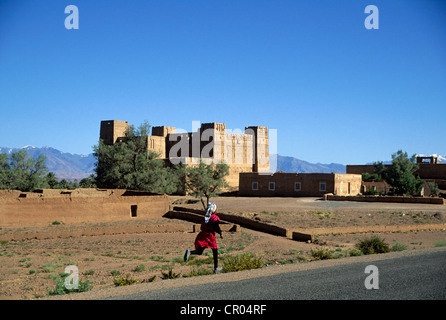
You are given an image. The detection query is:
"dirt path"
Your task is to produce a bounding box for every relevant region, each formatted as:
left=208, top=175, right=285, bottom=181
left=0, top=196, right=445, bottom=300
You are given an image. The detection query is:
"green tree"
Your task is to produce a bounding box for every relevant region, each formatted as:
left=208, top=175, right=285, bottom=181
left=373, top=161, right=388, bottom=180
left=362, top=161, right=388, bottom=181
left=0, top=153, right=10, bottom=189
left=79, top=174, right=97, bottom=188
left=46, top=172, right=58, bottom=189
left=0, top=150, right=49, bottom=191
left=93, top=121, right=184, bottom=194
left=386, top=150, right=424, bottom=195
left=185, top=161, right=229, bottom=209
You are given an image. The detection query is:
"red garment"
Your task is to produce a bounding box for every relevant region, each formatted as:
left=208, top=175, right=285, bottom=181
left=194, top=214, right=220, bottom=250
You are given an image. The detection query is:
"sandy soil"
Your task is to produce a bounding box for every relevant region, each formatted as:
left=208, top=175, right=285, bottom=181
left=1, top=196, right=445, bottom=300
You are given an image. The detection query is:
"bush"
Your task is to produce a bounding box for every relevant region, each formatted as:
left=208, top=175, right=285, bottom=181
left=113, top=274, right=139, bottom=286
left=160, top=268, right=181, bottom=280
left=348, top=249, right=363, bottom=257
left=113, top=274, right=157, bottom=286
left=222, top=252, right=263, bottom=273
left=355, top=236, right=391, bottom=255
left=391, top=242, right=408, bottom=252
left=134, top=264, right=146, bottom=272
left=310, top=249, right=333, bottom=260
left=427, top=182, right=440, bottom=197
left=47, top=274, right=92, bottom=295
left=183, top=267, right=213, bottom=278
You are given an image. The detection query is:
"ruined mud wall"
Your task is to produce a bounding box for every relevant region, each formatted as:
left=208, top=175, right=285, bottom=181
left=325, top=194, right=444, bottom=205
left=0, top=189, right=170, bottom=227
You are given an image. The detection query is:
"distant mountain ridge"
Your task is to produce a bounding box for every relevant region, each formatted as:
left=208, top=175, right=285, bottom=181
left=4, top=146, right=442, bottom=181
left=0, top=146, right=96, bottom=180
left=271, top=154, right=346, bottom=174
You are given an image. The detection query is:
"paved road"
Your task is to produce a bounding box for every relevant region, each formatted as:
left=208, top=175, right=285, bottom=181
left=110, top=249, right=446, bottom=300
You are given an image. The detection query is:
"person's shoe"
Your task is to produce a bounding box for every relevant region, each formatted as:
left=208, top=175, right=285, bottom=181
left=184, top=249, right=190, bottom=262
left=214, top=267, right=222, bottom=274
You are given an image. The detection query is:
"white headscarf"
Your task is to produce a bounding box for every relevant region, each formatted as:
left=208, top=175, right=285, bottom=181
left=204, top=202, right=217, bottom=224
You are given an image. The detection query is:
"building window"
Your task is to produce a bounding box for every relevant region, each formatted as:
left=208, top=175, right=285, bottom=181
left=294, top=182, right=301, bottom=191
left=252, top=182, right=259, bottom=191
left=268, top=182, right=275, bottom=191
left=319, top=182, right=326, bottom=192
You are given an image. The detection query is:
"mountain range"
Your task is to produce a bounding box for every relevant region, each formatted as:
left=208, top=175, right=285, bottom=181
left=0, top=146, right=96, bottom=180
left=270, top=154, right=346, bottom=174
left=3, top=146, right=442, bottom=181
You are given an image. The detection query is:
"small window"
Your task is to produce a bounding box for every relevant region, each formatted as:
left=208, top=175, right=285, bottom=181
left=319, top=182, right=326, bottom=192
left=131, top=205, right=138, bottom=217
left=252, top=182, right=259, bottom=191
left=294, top=182, right=301, bottom=191
left=269, top=182, right=275, bottom=191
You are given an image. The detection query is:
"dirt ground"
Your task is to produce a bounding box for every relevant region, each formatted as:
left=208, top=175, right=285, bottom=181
left=1, top=196, right=445, bottom=300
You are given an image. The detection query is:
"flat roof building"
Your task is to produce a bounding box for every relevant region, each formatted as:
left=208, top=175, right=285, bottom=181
left=239, top=172, right=362, bottom=197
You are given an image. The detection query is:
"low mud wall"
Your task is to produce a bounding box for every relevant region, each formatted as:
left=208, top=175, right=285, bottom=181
left=172, top=206, right=290, bottom=238
left=0, top=189, right=170, bottom=227
left=325, top=194, right=445, bottom=205
left=164, top=211, right=238, bottom=232
left=303, top=223, right=446, bottom=236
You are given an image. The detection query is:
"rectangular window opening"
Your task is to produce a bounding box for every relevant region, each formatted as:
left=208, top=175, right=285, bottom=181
left=252, top=182, right=259, bottom=191
left=295, top=182, right=301, bottom=191
left=319, top=182, right=326, bottom=192
left=269, top=182, right=275, bottom=191
left=131, top=205, right=138, bottom=218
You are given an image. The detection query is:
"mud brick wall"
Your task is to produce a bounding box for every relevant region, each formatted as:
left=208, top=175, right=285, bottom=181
left=0, top=189, right=170, bottom=227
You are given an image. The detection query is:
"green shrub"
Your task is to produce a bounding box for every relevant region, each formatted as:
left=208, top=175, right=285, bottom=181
left=310, top=249, right=333, bottom=260
left=160, top=268, right=181, bottom=280
left=434, top=241, right=446, bottom=247
left=134, top=264, right=146, bottom=272
left=391, top=242, right=408, bottom=252
left=41, top=263, right=61, bottom=273
left=427, top=182, right=440, bottom=196
left=113, top=274, right=139, bottom=286
left=348, top=249, right=363, bottom=257
left=355, top=236, right=390, bottom=255
left=183, top=267, right=213, bottom=278
left=47, top=274, right=92, bottom=295
left=110, top=270, right=121, bottom=276
left=113, top=274, right=156, bottom=286
left=222, top=252, right=263, bottom=273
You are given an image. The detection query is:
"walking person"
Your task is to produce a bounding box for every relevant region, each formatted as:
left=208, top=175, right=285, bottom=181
left=184, top=202, right=223, bottom=274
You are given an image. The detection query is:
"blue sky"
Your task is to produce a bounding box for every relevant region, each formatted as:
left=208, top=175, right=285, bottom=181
left=0, top=0, right=445, bottom=165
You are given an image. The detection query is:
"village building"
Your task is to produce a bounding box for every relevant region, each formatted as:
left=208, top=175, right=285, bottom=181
left=238, top=172, right=362, bottom=197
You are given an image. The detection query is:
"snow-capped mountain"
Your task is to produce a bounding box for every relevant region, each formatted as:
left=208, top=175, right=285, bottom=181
left=0, top=146, right=96, bottom=180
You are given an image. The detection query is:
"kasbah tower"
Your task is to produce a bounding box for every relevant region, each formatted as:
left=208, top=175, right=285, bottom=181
left=99, top=120, right=270, bottom=188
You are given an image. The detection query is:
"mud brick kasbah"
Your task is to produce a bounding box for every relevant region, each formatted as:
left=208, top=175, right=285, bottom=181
left=99, top=120, right=270, bottom=188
